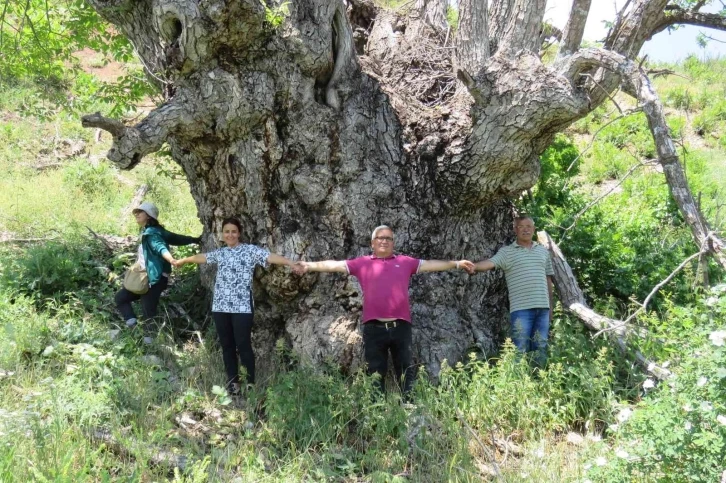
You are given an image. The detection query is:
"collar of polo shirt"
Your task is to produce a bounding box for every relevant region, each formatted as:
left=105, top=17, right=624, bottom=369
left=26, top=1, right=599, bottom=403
left=512, top=240, right=539, bottom=249
left=370, top=253, right=397, bottom=259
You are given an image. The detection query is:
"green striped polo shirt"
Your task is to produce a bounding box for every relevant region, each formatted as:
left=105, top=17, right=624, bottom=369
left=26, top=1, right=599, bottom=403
left=489, top=241, right=554, bottom=313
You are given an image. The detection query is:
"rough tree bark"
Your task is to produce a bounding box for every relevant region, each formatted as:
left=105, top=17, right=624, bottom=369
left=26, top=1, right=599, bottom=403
left=557, top=0, right=591, bottom=58
left=455, top=0, right=488, bottom=74
left=81, top=0, right=726, bottom=378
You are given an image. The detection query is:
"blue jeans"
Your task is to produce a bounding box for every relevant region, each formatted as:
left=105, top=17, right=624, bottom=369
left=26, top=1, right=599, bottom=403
left=510, top=308, right=550, bottom=367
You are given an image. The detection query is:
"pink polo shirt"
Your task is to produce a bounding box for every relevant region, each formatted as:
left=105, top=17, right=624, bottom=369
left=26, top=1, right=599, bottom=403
left=345, top=254, right=422, bottom=323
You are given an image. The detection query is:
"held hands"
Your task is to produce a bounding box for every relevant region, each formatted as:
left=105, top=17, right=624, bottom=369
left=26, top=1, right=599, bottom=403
left=291, top=261, right=308, bottom=276
left=171, top=259, right=185, bottom=268
left=456, top=260, right=476, bottom=275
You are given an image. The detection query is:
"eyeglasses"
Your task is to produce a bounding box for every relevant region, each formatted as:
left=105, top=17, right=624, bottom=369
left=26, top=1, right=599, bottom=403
left=374, top=236, right=393, bottom=242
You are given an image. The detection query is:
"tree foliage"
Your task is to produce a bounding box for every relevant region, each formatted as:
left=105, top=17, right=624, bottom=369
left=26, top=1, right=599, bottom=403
left=0, top=0, right=153, bottom=114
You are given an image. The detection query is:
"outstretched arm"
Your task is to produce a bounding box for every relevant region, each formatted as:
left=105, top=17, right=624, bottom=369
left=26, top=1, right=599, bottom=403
left=268, top=253, right=296, bottom=267
left=165, top=231, right=203, bottom=246
left=419, top=259, right=475, bottom=273
left=173, top=254, right=207, bottom=267
left=294, top=260, right=348, bottom=274
left=473, top=260, right=496, bottom=272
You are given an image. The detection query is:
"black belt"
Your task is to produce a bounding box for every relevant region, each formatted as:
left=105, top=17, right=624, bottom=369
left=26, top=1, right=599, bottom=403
left=366, top=319, right=404, bottom=329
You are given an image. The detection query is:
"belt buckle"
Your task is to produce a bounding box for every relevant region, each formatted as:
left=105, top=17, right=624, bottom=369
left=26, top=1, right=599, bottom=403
left=384, top=320, right=396, bottom=329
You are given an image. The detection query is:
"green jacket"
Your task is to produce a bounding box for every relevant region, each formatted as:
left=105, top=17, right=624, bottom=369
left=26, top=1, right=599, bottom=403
left=141, top=226, right=200, bottom=286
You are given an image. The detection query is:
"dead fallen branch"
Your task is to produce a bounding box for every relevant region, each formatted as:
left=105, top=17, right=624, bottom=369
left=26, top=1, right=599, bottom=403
left=454, top=408, right=503, bottom=480
left=621, top=239, right=711, bottom=325
left=90, top=429, right=188, bottom=472
left=32, top=162, right=64, bottom=172
left=84, top=228, right=137, bottom=253
left=86, top=226, right=115, bottom=252
left=492, top=436, right=523, bottom=457
left=537, top=231, right=671, bottom=381
left=120, top=184, right=150, bottom=226
left=0, top=229, right=61, bottom=244
left=564, top=159, right=656, bottom=232
left=561, top=49, right=726, bottom=268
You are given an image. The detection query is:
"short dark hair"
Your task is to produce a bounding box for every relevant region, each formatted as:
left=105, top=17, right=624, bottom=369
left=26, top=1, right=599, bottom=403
left=221, top=217, right=243, bottom=233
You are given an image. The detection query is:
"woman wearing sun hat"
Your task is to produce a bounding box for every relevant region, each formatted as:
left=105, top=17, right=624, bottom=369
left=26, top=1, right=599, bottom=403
left=115, top=201, right=201, bottom=332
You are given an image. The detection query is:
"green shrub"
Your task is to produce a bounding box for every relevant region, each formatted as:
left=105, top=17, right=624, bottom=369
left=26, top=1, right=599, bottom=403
left=0, top=291, right=52, bottom=367
left=667, top=115, right=687, bottom=140
left=663, top=86, right=694, bottom=111
left=583, top=142, right=632, bottom=182
left=62, top=159, right=117, bottom=200
left=0, top=239, right=107, bottom=298
left=585, top=286, right=726, bottom=483
left=599, top=113, right=654, bottom=157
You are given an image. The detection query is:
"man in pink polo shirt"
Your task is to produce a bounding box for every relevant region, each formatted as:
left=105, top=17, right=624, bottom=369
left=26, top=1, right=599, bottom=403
left=296, top=225, right=474, bottom=396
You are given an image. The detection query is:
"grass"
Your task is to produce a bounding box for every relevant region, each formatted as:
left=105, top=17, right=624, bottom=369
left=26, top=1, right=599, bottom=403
left=0, top=82, right=200, bottom=239
left=0, top=54, right=725, bottom=482
left=0, top=285, right=624, bottom=481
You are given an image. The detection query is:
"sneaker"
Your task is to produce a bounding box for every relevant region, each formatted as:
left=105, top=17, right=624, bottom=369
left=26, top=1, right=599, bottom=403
left=142, top=336, right=153, bottom=345
left=229, top=383, right=241, bottom=396
left=125, top=318, right=138, bottom=328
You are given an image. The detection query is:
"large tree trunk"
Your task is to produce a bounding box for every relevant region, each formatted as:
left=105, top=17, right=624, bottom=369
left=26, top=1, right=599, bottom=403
left=81, top=0, right=726, bottom=378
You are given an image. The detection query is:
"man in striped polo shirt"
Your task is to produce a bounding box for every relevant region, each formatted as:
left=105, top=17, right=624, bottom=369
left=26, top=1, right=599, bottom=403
left=473, top=216, right=554, bottom=366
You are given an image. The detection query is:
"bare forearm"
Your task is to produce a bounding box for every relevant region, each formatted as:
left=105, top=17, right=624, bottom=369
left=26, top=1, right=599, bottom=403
left=304, top=260, right=347, bottom=273
left=420, top=259, right=474, bottom=273
left=268, top=253, right=294, bottom=267
left=474, top=260, right=496, bottom=272
left=419, top=260, right=456, bottom=272
left=177, top=254, right=207, bottom=265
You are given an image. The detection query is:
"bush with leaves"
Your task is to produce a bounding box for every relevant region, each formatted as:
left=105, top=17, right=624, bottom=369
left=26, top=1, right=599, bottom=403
left=0, top=239, right=108, bottom=299
left=584, top=286, right=726, bottom=482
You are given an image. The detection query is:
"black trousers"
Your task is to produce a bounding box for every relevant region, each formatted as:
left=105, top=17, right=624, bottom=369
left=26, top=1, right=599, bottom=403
left=115, top=276, right=169, bottom=322
left=212, top=312, right=255, bottom=386
left=362, top=320, right=416, bottom=395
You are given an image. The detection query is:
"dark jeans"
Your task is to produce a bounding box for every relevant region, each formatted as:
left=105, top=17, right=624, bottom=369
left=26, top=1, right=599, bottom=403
left=362, top=320, right=415, bottom=396
left=212, top=312, right=255, bottom=386
left=115, top=276, right=169, bottom=322
left=510, top=308, right=550, bottom=367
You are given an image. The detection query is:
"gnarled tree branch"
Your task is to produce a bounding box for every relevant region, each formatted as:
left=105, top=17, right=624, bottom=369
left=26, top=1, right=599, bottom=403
left=82, top=99, right=195, bottom=169
left=557, top=0, right=592, bottom=58
left=537, top=231, right=672, bottom=381
left=411, top=0, right=449, bottom=34
left=488, top=0, right=515, bottom=54
left=651, top=6, right=726, bottom=37
left=455, top=0, right=490, bottom=74
left=497, top=0, right=547, bottom=55
left=557, top=47, right=726, bottom=268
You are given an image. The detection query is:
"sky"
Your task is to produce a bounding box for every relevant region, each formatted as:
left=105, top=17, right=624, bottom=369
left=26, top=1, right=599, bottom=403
left=544, top=0, right=726, bottom=63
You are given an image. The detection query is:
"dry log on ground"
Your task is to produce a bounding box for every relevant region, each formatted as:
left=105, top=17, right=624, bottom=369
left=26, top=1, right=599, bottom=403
left=90, top=429, right=188, bottom=472
left=537, top=231, right=671, bottom=380
left=119, top=184, right=150, bottom=226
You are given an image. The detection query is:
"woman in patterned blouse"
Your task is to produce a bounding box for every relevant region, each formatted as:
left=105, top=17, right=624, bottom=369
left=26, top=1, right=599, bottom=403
left=174, top=217, right=296, bottom=394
